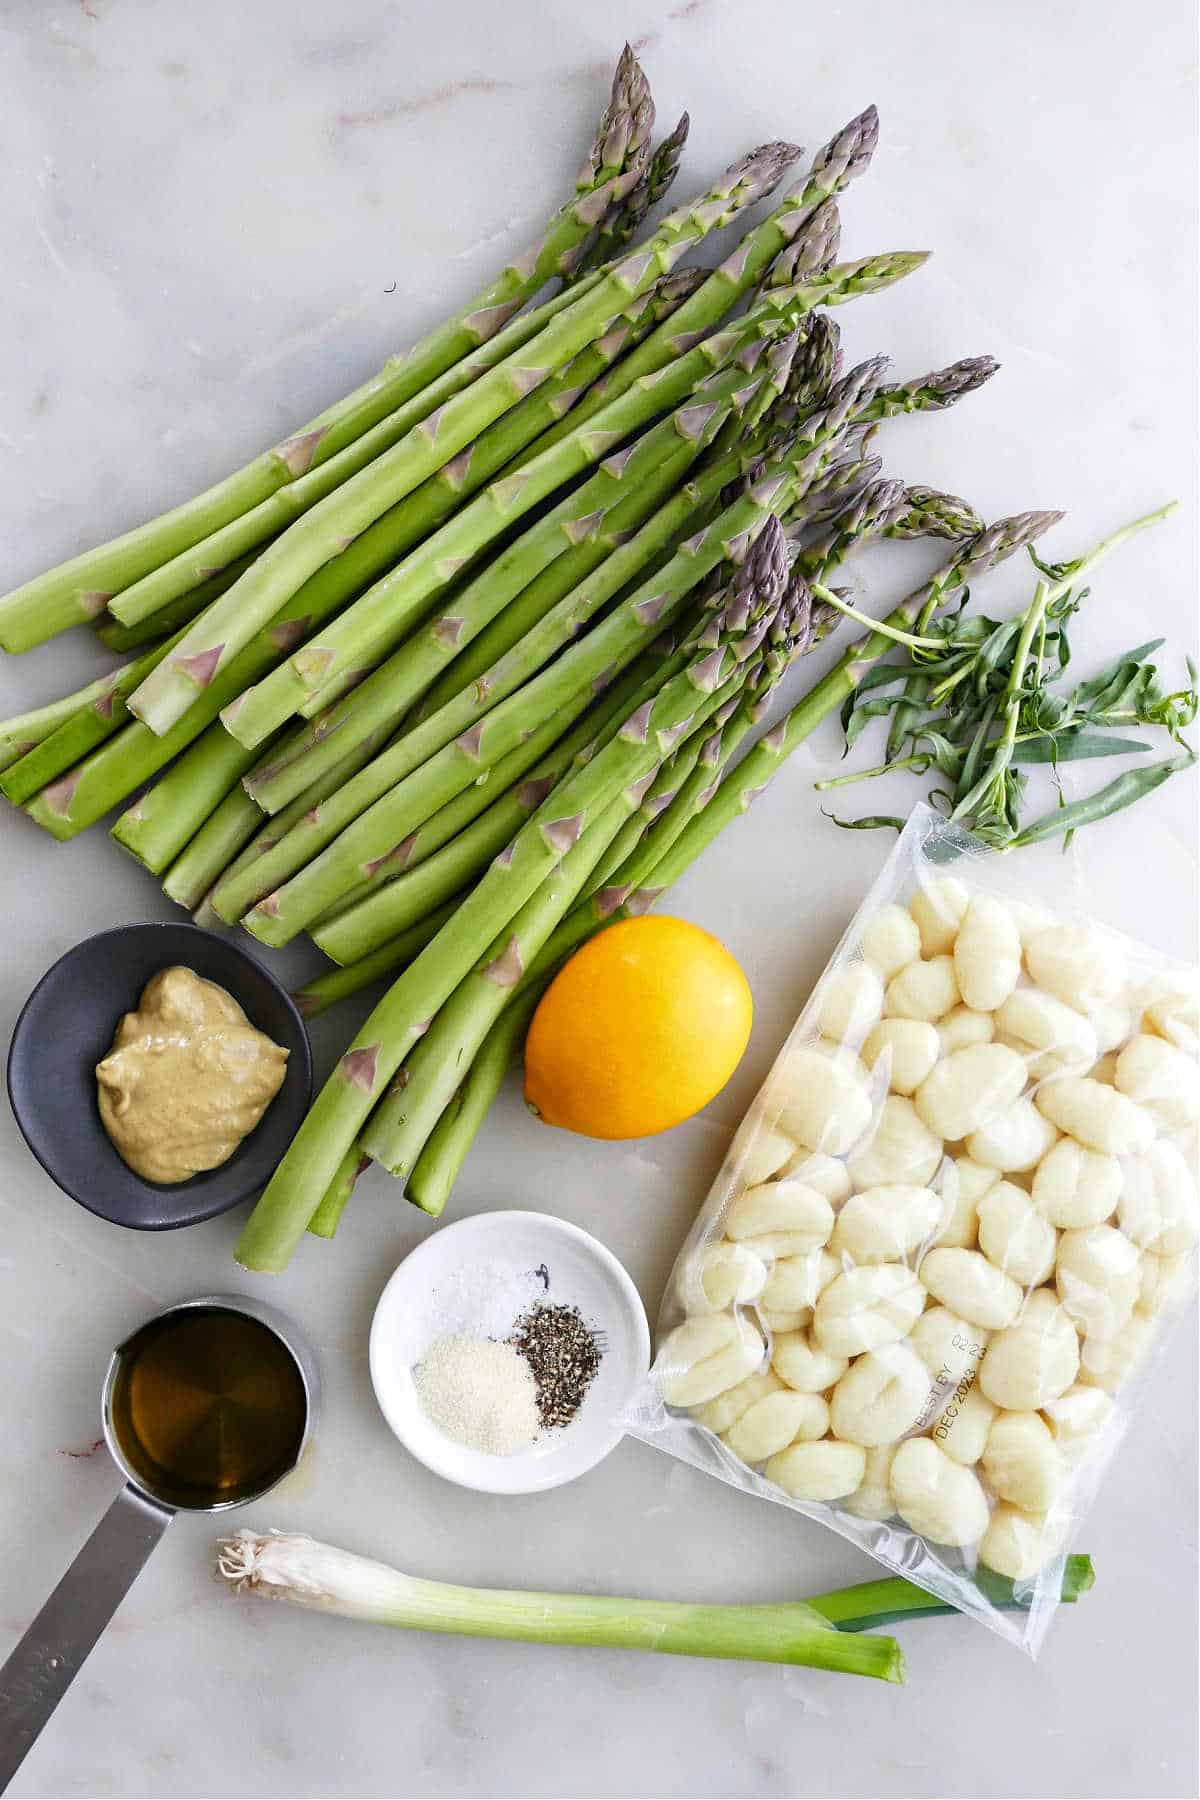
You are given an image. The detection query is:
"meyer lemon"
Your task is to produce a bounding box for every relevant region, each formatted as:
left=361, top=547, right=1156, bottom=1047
left=523, top=915, right=753, bottom=1139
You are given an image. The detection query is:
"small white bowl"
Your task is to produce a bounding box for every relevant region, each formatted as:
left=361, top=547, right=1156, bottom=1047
left=369, top=1211, right=651, bottom=1494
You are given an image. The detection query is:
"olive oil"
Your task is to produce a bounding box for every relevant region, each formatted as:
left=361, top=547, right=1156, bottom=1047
left=109, top=1306, right=307, bottom=1509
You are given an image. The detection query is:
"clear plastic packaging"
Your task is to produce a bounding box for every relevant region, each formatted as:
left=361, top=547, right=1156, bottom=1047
left=628, top=804, right=1198, bottom=1654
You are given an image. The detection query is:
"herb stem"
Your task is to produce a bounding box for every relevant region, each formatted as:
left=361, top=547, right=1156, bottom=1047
left=811, top=582, right=945, bottom=651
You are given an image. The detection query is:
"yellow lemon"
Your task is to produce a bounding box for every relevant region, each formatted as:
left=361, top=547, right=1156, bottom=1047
left=524, top=915, right=753, bottom=1139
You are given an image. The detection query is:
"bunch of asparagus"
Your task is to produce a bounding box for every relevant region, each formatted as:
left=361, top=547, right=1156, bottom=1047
left=0, top=48, right=1070, bottom=1267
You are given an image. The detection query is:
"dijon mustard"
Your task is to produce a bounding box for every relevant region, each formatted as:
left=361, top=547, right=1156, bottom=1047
left=96, top=966, right=288, bottom=1184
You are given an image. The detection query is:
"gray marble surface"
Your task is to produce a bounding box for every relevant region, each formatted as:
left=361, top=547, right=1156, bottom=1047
left=1, top=1, right=1197, bottom=1795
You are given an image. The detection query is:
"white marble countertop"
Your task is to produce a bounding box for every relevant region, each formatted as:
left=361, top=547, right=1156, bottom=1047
left=1, top=2, right=1197, bottom=1795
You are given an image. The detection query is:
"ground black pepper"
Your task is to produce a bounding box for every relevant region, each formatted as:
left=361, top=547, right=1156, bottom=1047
left=508, top=1303, right=602, bottom=1430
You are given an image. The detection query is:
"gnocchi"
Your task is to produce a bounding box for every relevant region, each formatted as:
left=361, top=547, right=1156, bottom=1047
left=678, top=1242, right=768, bottom=1314
left=861, top=1018, right=941, bottom=1096
left=812, top=1264, right=926, bottom=1358
left=954, top=895, right=1022, bottom=1011
left=1115, top=1034, right=1200, bottom=1131
left=935, top=1157, right=999, bottom=1249
left=724, top=1180, right=835, bottom=1256
left=739, top=1123, right=797, bottom=1186
left=966, top=1097, right=1058, bottom=1173
left=885, top=955, right=961, bottom=1023
left=914, top=1043, right=1028, bottom=1142
left=978, top=1290, right=1079, bottom=1410
left=829, top=1341, right=931, bottom=1446
left=724, top=1389, right=830, bottom=1464
left=658, top=1313, right=765, bottom=1407
left=1040, top=1383, right=1113, bottom=1461
left=979, top=1506, right=1062, bottom=1582
left=932, top=1381, right=996, bottom=1466
left=841, top=1444, right=899, bottom=1520
left=1031, top=1138, right=1122, bottom=1229
left=761, top=1248, right=839, bottom=1314
left=846, top=1096, right=943, bottom=1190
left=831, top=1183, right=943, bottom=1264
left=816, top=964, right=884, bottom=1044
left=976, top=1181, right=1058, bottom=1287
left=765, top=1438, right=866, bottom=1501
left=909, top=876, right=969, bottom=957
left=1034, top=1077, right=1155, bottom=1156
left=919, top=1246, right=1023, bottom=1330
left=779, top=1150, right=853, bottom=1202
left=861, top=903, right=922, bottom=980
left=981, top=1410, right=1066, bottom=1513
left=908, top=1307, right=989, bottom=1383
left=995, top=987, right=1098, bottom=1077
left=1117, top=1140, right=1197, bottom=1256
left=938, top=1006, right=996, bottom=1054
left=1055, top=1224, right=1141, bottom=1338
left=693, top=1369, right=783, bottom=1435
left=889, top=1438, right=990, bottom=1545
left=773, top=1044, right=873, bottom=1155
left=1024, top=925, right=1125, bottom=1012
left=771, top=1328, right=849, bottom=1394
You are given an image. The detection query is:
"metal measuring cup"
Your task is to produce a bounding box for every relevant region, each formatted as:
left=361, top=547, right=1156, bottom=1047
left=0, top=1293, right=318, bottom=1790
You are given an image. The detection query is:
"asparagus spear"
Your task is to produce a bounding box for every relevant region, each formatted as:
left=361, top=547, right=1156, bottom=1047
left=0, top=49, right=656, bottom=653
left=126, top=143, right=800, bottom=736
left=884, top=485, right=984, bottom=540
left=235, top=538, right=784, bottom=1270
left=110, top=719, right=271, bottom=875
left=93, top=550, right=266, bottom=651
left=293, top=904, right=462, bottom=1020
left=571, top=112, right=692, bottom=277
left=0, top=627, right=192, bottom=806
left=407, top=995, right=540, bottom=1214
left=162, top=785, right=266, bottom=911
left=107, top=271, right=703, bottom=633
left=0, top=656, right=151, bottom=778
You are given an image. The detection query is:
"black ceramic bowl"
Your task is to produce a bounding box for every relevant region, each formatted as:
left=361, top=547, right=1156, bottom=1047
left=6, top=923, right=313, bottom=1230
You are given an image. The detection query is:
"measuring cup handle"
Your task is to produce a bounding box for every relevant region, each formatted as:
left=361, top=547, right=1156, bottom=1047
left=0, top=1484, right=173, bottom=1792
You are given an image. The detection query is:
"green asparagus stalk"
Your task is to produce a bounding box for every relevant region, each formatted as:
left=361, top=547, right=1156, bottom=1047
left=792, top=477, right=908, bottom=582
left=0, top=49, right=655, bottom=653
left=235, top=545, right=783, bottom=1270
left=93, top=550, right=267, bottom=651
left=527, top=107, right=879, bottom=457
left=306, top=1149, right=373, bottom=1239
left=883, top=484, right=984, bottom=541
left=293, top=902, right=462, bottom=1019
left=110, top=720, right=269, bottom=875
left=108, top=271, right=701, bottom=634
left=0, top=653, right=154, bottom=778
left=238, top=364, right=884, bottom=947
left=127, top=144, right=800, bottom=735
left=406, top=991, right=540, bottom=1214
left=0, top=627, right=193, bottom=805
left=162, top=785, right=266, bottom=911
left=360, top=796, right=638, bottom=1177
left=570, top=112, right=691, bottom=276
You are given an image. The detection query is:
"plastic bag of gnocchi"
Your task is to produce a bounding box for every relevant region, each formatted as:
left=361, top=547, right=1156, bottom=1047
left=627, top=802, right=1198, bottom=1654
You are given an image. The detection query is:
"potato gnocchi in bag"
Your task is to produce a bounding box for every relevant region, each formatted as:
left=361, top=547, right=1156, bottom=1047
left=628, top=804, right=1198, bottom=1654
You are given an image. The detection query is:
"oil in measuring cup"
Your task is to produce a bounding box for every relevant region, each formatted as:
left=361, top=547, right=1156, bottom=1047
left=0, top=1293, right=318, bottom=1788
left=108, top=1304, right=309, bottom=1510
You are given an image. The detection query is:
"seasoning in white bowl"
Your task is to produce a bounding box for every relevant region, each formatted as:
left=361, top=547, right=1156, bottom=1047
left=414, top=1336, right=539, bottom=1456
